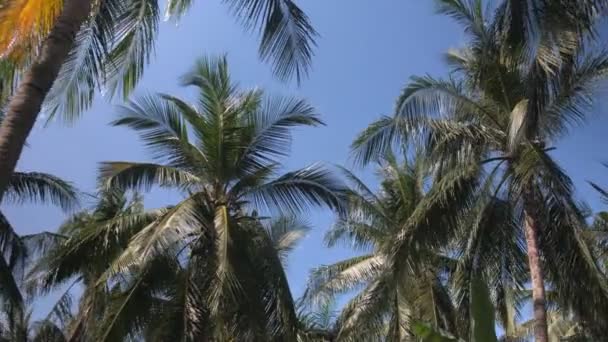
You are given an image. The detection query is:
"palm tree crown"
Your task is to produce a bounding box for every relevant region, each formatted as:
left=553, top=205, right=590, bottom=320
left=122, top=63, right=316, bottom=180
left=61, top=55, right=347, bottom=340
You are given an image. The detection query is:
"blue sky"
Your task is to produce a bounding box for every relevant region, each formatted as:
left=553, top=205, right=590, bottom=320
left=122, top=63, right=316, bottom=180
left=5, top=0, right=608, bottom=314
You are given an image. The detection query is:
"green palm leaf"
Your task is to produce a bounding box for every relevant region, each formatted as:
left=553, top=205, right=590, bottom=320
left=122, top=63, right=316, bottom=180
left=248, top=163, right=346, bottom=214
left=104, top=0, right=159, bottom=99
left=99, top=162, right=201, bottom=192
left=225, top=0, right=317, bottom=82
left=4, top=172, right=79, bottom=212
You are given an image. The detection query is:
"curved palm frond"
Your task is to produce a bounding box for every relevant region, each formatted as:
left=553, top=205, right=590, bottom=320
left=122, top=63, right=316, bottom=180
left=42, top=0, right=121, bottom=123
left=264, top=216, right=311, bottom=266
left=96, top=254, right=178, bottom=341
left=0, top=0, right=64, bottom=55
left=99, top=162, right=201, bottom=193
left=4, top=172, right=79, bottom=211
left=224, top=0, right=317, bottom=82
left=303, top=254, right=383, bottom=306
left=542, top=51, right=608, bottom=139
left=435, top=0, right=487, bottom=41
left=247, top=163, right=346, bottom=214
left=334, top=277, right=391, bottom=342
left=104, top=0, right=159, bottom=99
left=111, top=93, right=207, bottom=169
left=236, top=95, right=323, bottom=176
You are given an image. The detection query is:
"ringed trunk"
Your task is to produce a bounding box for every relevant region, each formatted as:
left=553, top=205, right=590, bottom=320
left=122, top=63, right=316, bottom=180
left=523, top=197, right=549, bottom=342
left=0, top=0, right=92, bottom=202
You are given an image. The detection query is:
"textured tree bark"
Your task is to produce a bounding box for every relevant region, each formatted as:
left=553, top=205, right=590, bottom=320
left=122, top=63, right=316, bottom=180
left=0, top=0, right=92, bottom=202
left=523, top=198, right=549, bottom=342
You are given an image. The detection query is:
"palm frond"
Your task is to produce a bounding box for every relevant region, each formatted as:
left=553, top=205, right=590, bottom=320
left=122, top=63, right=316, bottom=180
left=97, top=254, right=177, bottom=341
left=32, top=320, right=68, bottom=342
left=208, top=205, right=240, bottom=319
left=43, top=0, right=121, bottom=122
left=0, top=213, right=27, bottom=312
left=336, top=166, right=379, bottom=203
left=236, top=220, right=302, bottom=339
left=179, top=55, right=237, bottom=116
left=4, top=172, right=79, bottom=211
left=392, top=163, right=479, bottom=263
left=264, top=216, right=311, bottom=266
left=164, top=0, right=194, bottom=20
left=248, top=163, right=346, bottom=214
left=542, top=51, right=608, bottom=139
left=225, top=0, right=317, bottom=82
left=0, top=0, right=64, bottom=55
left=111, top=93, right=207, bottom=169
left=351, top=116, right=403, bottom=166
left=324, top=220, right=384, bottom=251
left=303, top=254, right=384, bottom=306
left=435, top=0, right=486, bottom=39
left=29, top=206, right=164, bottom=294
left=96, top=195, right=203, bottom=285
left=334, top=277, right=390, bottom=342
left=237, top=95, right=323, bottom=175
left=590, top=181, right=608, bottom=204
left=104, top=0, right=159, bottom=99
left=99, top=162, right=200, bottom=192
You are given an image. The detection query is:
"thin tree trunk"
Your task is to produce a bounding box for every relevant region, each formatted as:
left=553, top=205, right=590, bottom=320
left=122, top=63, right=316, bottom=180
left=0, top=0, right=92, bottom=202
left=523, top=198, right=549, bottom=342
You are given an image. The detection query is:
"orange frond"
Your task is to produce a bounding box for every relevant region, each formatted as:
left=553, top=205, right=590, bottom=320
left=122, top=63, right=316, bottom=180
left=0, top=0, right=64, bottom=56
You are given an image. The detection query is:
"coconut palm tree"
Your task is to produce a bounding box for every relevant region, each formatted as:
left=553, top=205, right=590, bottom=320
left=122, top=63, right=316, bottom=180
left=0, top=163, right=78, bottom=317
left=303, top=152, right=472, bottom=341
left=351, top=1, right=608, bottom=341
left=70, top=55, right=345, bottom=340
left=304, top=151, right=529, bottom=342
left=0, top=0, right=318, bottom=207
left=0, top=147, right=78, bottom=341
left=27, top=188, right=165, bottom=341
left=31, top=187, right=316, bottom=341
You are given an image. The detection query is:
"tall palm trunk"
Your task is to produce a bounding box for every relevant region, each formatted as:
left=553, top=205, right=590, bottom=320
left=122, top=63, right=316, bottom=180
left=523, top=193, right=549, bottom=342
left=0, top=0, right=92, bottom=202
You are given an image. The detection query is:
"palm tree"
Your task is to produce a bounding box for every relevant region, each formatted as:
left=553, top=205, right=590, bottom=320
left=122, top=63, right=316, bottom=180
left=351, top=1, right=608, bottom=341
left=303, top=153, right=471, bottom=341
left=0, top=0, right=318, bottom=207
left=0, top=154, right=78, bottom=341
left=0, top=170, right=77, bottom=339
left=63, top=55, right=344, bottom=340
left=28, top=188, right=164, bottom=341
left=32, top=186, right=318, bottom=340
left=0, top=164, right=78, bottom=310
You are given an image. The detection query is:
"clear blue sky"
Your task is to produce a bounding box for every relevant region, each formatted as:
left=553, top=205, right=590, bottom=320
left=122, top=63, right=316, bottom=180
left=4, top=0, right=608, bottom=314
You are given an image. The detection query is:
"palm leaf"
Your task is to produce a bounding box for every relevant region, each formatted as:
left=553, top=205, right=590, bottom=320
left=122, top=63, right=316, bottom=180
left=236, top=95, right=323, bottom=175
left=225, top=0, right=317, bottom=82
left=104, top=0, right=159, bottom=98
left=264, top=216, right=311, bottom=266
left=303, top=254, right=383, bottom=306
left=99, top=161, right=201, bottom=192
left=43, top=0, right=121, bottom=122
left=111, top=93, right=207, bottom=169
left=0, top=0, right=64, bottom=55
left=248, top=163, right=346, bottom=214
left=4, top=172, right=79, bottom=211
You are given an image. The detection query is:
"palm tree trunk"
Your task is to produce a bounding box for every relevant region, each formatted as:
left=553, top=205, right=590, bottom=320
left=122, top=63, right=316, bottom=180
left=0, top=0, right=92, bottom=202
left=523, top=196, right=549, bottom=342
